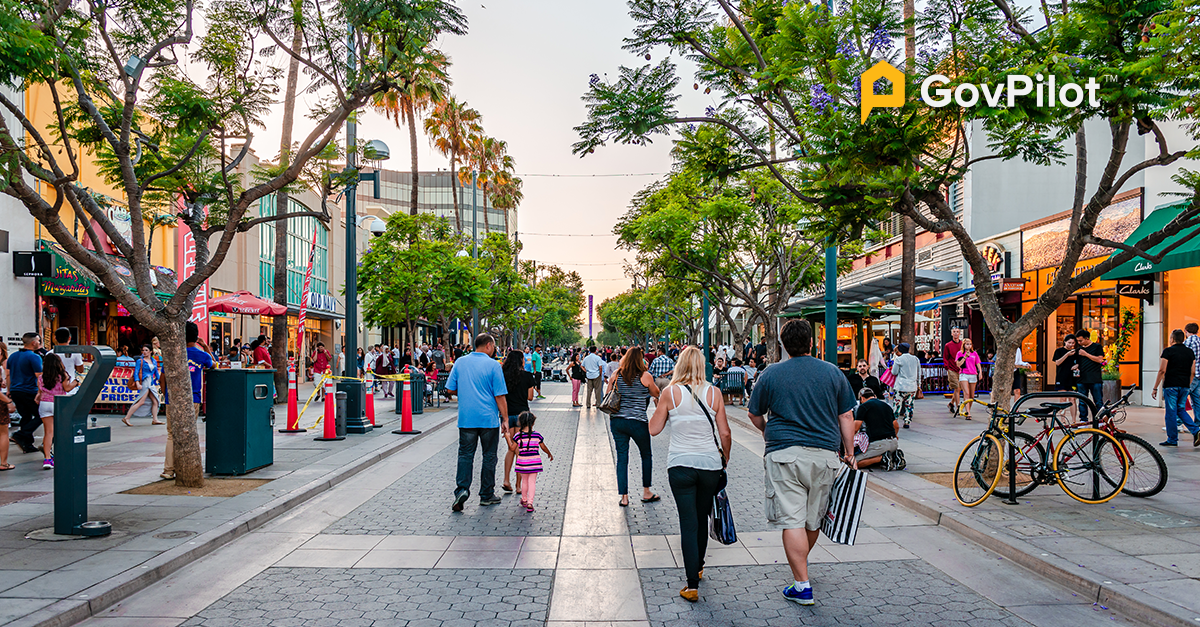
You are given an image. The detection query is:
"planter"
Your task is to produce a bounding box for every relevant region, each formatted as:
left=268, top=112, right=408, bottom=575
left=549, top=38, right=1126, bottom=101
left=1102, top=378, right=1122, bottom=404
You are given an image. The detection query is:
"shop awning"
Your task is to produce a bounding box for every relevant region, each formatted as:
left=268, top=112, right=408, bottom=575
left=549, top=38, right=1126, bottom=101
left=1101, top=201, right=1200, bottom=280
left=914, top=287, right=976, bottom=312
left=784, top=269, right=958, bottom=312
left=38, top=241, right=105, bottom=298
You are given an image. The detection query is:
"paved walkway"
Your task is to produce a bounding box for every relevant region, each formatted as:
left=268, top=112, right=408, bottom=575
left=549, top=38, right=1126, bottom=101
left=841, top=393, right=1200, bottom=626
left=79, top=382, right=1139, bottom=626
left=0, top=382, right=456, bottom=626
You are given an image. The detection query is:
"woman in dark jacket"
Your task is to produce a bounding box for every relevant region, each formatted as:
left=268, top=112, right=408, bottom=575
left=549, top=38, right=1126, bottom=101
left=502, top=350, right=536, bottom=493
left=605, top=347, right=662, bottom=506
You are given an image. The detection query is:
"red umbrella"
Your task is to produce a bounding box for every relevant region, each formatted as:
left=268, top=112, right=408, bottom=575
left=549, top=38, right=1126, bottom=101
left=208, top=290, right=288, bottom=316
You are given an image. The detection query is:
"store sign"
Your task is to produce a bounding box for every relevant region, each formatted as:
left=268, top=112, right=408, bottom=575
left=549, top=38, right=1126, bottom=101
left=1117, top=280, right=1154, bottom=303
left=97, top=366, right=162, bottom=404
left=41, top=259, right=103, bottom=298
left=982, top=244, right=1005, bottom=275
left=306, top=292, right=338, bottom=313
left=13, top=251, right=52, bottom=277
left=997, top=278, right=1025, bottom=292
left=1023, top=195, right=1141, bottom=272
left=176, top=199, right=209, bottom=329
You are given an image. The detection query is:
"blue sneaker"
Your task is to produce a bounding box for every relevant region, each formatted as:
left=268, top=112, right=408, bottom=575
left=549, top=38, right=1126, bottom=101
left=782, top=584, right=814, bottom=605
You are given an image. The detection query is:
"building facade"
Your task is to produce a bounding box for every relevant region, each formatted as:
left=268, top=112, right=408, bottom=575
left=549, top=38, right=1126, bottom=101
left=1, top=83, right=36, bottom=353
left=357, top=169, right=516, bottom=239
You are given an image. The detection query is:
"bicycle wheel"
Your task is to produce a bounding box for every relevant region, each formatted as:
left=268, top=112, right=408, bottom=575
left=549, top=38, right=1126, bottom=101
left=1053, top=428, right=1127, bottom=504
left=953, top=433, right=1004, bottom=507
left=992, top=431, right=1045, bottom=499
left=1116, top=432, right=1168, bottom=497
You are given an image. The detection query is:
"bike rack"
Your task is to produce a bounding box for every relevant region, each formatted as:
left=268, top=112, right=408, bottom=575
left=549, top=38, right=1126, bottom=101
left=1003, top=391, right=1101, bottom=505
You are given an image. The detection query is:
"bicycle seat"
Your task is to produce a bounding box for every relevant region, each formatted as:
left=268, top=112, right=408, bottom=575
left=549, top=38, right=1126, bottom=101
left=1039, top=402, right=1072, bottom=411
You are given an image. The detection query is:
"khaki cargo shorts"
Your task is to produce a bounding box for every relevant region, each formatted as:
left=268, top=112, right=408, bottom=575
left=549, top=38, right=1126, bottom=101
left=947, top=370, right=960, bottom=388
left=764, top=445, right=841, bottom=530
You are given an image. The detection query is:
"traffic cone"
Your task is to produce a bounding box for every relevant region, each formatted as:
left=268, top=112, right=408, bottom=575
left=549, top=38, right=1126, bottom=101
left=392, top=367, right=421, bottom=435
left=314, top=376, right=344, bottom=441
left=365, top=371, right=376, bottom=427
left=280, top=362, right=306, bottom=433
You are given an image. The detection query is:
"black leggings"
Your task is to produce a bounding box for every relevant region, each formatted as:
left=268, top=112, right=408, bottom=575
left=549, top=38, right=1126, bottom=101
left=668, top=466, right=723, bottom=589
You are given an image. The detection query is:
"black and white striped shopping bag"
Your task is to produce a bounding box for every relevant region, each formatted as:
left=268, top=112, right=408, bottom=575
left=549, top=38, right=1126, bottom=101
left=820, top=465, right=868, bottom=545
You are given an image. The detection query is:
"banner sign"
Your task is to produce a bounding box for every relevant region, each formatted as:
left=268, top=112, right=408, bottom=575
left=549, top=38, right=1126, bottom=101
left=297, top=222, right=320, bottom=364
left=97, top=366, right=163, bottom=404
left=177, top=198, right=209, bottom=330
left=588, top=295, right=593, bottom=338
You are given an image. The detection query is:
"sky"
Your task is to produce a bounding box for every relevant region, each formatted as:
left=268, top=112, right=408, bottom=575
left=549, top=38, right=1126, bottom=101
left=244, top=0, right=712, bottom=335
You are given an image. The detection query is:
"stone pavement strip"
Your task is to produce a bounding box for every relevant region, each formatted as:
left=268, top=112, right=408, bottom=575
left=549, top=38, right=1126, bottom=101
left=0, top=387, right=458, bottom=627
left=76, top=382, right=1152, bottom=626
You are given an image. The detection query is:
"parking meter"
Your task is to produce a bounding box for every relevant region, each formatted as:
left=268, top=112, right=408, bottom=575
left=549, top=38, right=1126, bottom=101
left=53, top=345, right=114, bottom=537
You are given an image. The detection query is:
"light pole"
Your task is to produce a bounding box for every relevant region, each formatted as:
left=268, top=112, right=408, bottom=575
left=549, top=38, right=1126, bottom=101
left=471, top=170, right=480, bottom=342
left=824, top=239, right=838, bottom=365
left=338, top=23, right=388, bottom=435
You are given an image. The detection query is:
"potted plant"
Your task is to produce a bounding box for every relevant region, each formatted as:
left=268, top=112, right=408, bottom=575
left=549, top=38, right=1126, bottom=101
left=1102, top=307, right=1142, bottom=403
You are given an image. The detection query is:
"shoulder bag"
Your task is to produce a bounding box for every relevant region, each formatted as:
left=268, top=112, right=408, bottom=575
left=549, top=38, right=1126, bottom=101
left=684, top=384, right=737, bottom=545
left=598, top=377, right=622, bottom=414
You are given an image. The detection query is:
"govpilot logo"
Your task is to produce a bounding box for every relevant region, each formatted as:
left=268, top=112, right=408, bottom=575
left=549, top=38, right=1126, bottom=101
left=859, top=59, right=1103, bottom=123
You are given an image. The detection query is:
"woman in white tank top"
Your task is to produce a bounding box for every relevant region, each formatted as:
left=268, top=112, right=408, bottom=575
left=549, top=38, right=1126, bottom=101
left=649, top=347, right=731, bottom=604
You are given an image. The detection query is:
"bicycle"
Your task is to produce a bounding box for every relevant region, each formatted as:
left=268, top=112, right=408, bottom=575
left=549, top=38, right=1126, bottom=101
left=1026, top=387, right=1166, bottom=498
left=952, top=399, right=1128, bottom=507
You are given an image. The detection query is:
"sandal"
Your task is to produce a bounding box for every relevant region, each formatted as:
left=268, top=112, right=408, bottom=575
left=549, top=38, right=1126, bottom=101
left=152, top=420, right=164, bottom=425
left=641, top=494, right=661, bottom=503
left=502, top=484, right=514, bottom=493
left=619, top=496, right=630, bottom=507
left=0, top=464, right=14, bottom=471
left=122, top=418, right=132, bottom=427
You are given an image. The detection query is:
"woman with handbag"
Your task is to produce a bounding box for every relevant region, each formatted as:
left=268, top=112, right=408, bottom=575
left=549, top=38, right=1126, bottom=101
left=122, top=344, right=163, bottom=427
left=648, top=346, right=731, bottom=603
left=605, top=346, right=661, bottom=507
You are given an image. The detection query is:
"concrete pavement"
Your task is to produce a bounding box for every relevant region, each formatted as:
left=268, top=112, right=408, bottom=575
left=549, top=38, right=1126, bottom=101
left=77, top=382, right=1141, bottom=626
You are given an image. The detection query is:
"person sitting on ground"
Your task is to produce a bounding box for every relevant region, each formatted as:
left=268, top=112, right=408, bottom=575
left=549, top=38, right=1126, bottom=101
left=853, top=388, right=904, bottom=470
left=845, top=358, right=885, bottom=400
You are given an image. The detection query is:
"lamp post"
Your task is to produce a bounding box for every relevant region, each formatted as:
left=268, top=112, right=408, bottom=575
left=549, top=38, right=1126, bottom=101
left=339, top=23, right=389, bottom=434
left=824, top=240, right=837, bottom=365
left=470, top=170, right=480, bottom=342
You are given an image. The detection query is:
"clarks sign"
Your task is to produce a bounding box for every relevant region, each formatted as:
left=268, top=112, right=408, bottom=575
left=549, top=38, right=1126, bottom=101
left=1117, top=280, right=1153, bottom=303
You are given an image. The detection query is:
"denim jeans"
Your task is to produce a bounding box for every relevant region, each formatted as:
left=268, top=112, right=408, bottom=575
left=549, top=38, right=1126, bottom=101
left=1077, top=383, right=1104, bottom=421
left=668, top=466, right=722, bottom=588
left=611, top=418, right=653, bottom=495
left=1164, top=388, right=1200, bottom=444
left=456, top=427, right=499, bottom=500
left=1190, top=378, right=1200, bottom=424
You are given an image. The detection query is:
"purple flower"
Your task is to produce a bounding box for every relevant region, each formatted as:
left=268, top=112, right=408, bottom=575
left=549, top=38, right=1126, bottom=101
left=810, top=84, right=837, bottom=114
left=868, top=24, right=893, bottom=51
left=589, top=73, right=600, bottom=87
left=837, top=38, right=856, bottom=57
left=688, top=123, right=696, bottom=131
left=705, top=105, right=717, bottom=117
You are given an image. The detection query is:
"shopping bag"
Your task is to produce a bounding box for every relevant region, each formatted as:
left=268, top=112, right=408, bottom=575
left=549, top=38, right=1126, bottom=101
left=821, top=465, right=868, bottom=545
left=879, top=368, right=897, bottom=388
left=709, top=486, right=737, bottom=545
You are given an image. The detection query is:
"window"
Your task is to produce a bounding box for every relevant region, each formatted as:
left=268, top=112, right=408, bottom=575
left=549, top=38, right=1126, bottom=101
left=258, top=195, right=330, bottom=305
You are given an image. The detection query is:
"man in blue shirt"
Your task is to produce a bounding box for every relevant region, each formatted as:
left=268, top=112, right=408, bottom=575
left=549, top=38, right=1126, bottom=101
left=582, top=346, right=606, bottom=409
left=446, top=333, right=509, bottom=511
left=8, top=332, right=44, bottom=454
left=532, top=345, right=544, bottom=399
left=747, top=319, right=856, bottom=607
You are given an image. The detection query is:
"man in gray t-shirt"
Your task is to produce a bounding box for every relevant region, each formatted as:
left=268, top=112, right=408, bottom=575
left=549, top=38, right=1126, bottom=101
left=747, top=319, right=856, bottom=606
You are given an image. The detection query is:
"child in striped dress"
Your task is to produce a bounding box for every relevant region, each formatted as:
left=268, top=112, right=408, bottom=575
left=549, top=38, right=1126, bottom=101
left=513, top=411, right=553, bottom=512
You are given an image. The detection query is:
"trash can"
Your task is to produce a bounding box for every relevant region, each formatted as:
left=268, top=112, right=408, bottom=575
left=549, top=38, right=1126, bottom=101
left=205, top=369, right=275, bottom=475
left=334, top=391, right=348, bottom=437
left=411, top=371, right=425, bottom=415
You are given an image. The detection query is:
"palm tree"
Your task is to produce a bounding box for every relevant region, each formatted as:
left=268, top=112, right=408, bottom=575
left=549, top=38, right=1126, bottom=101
left=424, top=96, right=482, bottom=232
left=372, top=50, right=450, bottom=216
left=461, top=135, right=514, bottom=235
left=489, top=171, right=523, bottom=234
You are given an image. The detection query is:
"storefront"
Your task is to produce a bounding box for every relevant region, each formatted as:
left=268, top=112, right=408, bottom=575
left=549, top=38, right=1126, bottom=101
left=1020, top=190, right=1144, bottom=389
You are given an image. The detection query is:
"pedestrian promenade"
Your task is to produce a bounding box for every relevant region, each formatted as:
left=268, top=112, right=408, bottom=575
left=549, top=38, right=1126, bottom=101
left=818, top=394, right=1200, bottom=627
left=0, top=383, right=458, bottom=627
left=79, top=383, right=1135, bottom=626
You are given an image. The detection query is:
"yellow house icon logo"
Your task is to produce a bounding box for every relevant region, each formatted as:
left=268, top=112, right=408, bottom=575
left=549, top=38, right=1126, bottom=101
left=861, top=60, right=905, bottom=123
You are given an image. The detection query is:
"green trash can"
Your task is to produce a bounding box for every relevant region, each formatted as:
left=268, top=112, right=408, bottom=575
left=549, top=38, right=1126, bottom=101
left=205, top=369, right=275, bottom=475
left=411, top=370, right=425, bottom=415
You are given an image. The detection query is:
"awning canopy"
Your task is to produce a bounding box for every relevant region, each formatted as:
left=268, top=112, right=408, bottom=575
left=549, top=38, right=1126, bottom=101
left=1101, top=201, right=1200, bottom=280
left=914, top=287, right=976, bottom=312
left=210, top=291, right=288, bottom=316
left=784, top=269, right=958, bottom=312
left=780, top=305, right=903, bottom=321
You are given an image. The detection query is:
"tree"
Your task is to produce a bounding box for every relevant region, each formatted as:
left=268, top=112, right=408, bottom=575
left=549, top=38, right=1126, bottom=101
left=461, top=135, right=514, bottom=228
left=424, top=95, right=482, bottom=231
left=358, top=213, right=484, bottom=351
left=575, top=0, right=1200, bottom=407
left=372, top=49, right=450, bottom=215
left=0, top=0, right=467, bottom=486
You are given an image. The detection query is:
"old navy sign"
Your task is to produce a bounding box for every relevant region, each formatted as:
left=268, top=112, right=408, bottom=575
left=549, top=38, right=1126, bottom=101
left=306, top=292, right=338, bottom=314
left=1117, top=280, right=1153, bottom=304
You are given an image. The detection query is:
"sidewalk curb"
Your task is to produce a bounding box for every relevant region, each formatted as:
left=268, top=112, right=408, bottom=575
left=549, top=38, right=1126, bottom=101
left=11, top=413, right=458, bottom=627
left=866, top=474, right=1197, bottom=627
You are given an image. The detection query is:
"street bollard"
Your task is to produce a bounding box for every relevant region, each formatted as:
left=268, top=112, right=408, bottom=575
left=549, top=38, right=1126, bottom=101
left=365, top=371, right=376, bottom=426
left=53, top=345, right=114, bottom=537
left=392, top=370, right=421, bottom=435
left=279, top=362, right=306, bottom=433
left=314, top=376, right=344, bottom=441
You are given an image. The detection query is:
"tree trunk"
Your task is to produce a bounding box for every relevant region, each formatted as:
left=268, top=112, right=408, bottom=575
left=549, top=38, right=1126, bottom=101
left=158, top=322, right=204, bottom=487
left=271, top=13, right=304, bottom=398
left=990, top=335, right=1017, bottom=411
left=451, top=154, right=461, bottom=232
left=407, top=99, right=420, bottom=217
left=900, top=0, right=917, bottom=350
